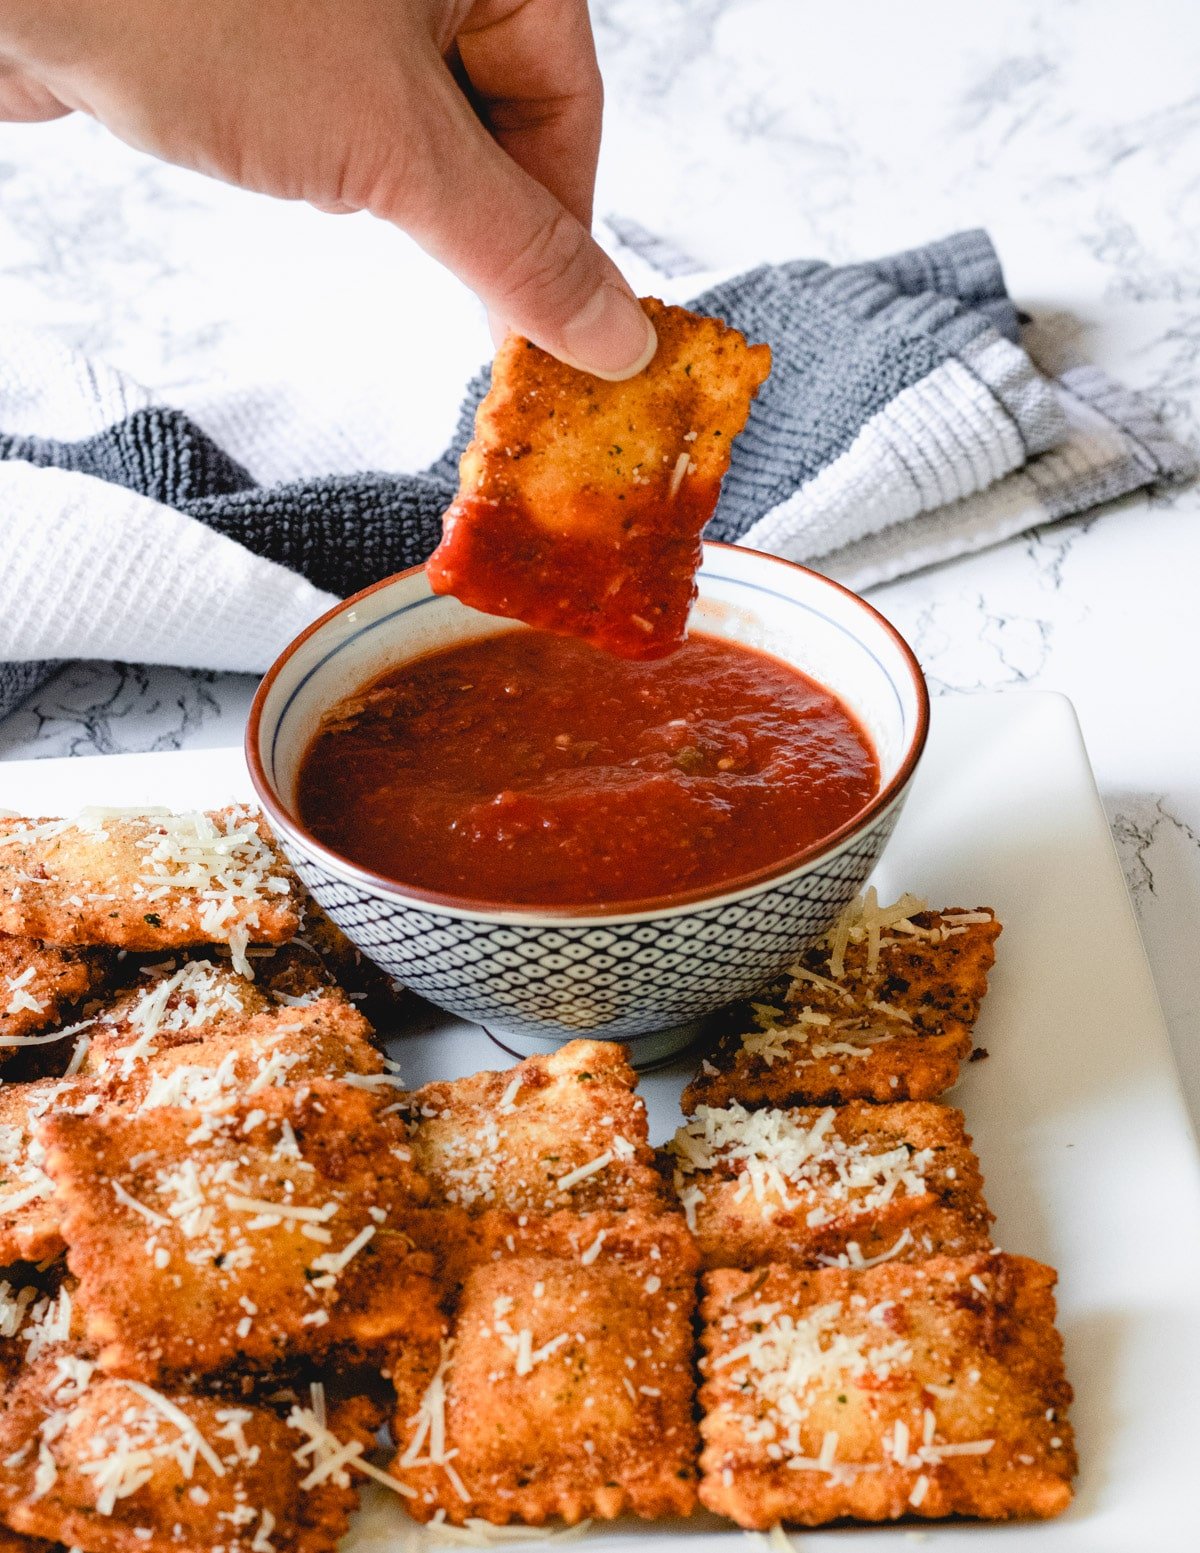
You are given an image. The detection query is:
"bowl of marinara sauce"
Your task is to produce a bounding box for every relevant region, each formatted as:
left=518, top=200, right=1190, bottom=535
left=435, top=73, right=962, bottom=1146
left=246, top=543, right=928, bottom=1065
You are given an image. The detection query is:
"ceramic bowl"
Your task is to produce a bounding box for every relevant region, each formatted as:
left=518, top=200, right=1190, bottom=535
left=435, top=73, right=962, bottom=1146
left=246, top=543, right=928, bottom=1065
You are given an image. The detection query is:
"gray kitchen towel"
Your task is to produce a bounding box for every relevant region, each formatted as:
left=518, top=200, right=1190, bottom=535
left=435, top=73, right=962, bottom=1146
left=0, top=228, right=1191, bottom=722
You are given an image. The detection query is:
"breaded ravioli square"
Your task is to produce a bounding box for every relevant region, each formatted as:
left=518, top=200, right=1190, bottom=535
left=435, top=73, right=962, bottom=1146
left=81, top=953, right=321, bottom=1066
left=80, top=994, right=387, bottom=1113
left=1, top=936, right=111, bottom=1065
left=0, top=809, right=299, bottom=961
left=401, top=1039, right=667, bottom=1216
left=684, top=896, right=1001, bottom=1111
left=40, top=1081, right=439, bottom=1380
left=698, top=1253, right=1075, bottom=1528
left=0, top=1353, right=374, bottom=1553
left=388, top=1211, right=699, bottom=1526
left=428, top=299, right=771, bottom=658
left=666, top=1100, right=993, bottom=1271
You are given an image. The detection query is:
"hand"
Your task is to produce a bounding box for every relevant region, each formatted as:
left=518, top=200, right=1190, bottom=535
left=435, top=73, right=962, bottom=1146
left=0, top=0, right=656, bottom=378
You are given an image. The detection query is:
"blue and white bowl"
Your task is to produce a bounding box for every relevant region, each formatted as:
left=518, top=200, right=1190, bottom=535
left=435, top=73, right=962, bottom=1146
left=246, top=543, right=928, bottom=1065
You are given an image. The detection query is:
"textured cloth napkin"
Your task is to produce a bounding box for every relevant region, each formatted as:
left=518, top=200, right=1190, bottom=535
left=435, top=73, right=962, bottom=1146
left=0, top=227, right=1191, bottom=723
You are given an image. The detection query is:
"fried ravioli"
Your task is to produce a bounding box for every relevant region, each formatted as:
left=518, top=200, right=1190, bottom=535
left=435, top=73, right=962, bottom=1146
left=667, top=1100, right=993, bottom=1271
left=0, top=809, right=299, bottom=961
left=698, top=1253, right=1075, bottom=1528
left=0, top=1355, right=374, bottom=1553
left=401, top=1039, right=668, bottom=1217
left=388, top=1210, right=698, bottom=1525
left=684, top=896, right=1001, bottom=1111
left=79, top=950, right=349, bottom=1067
left=41, top=1082, right=439, bottom=1380
left=428, top=299, right=772, bottom=658
left=79, top=994, right=387, bottom=1113
left=0, top=937, right=111, bottom=1066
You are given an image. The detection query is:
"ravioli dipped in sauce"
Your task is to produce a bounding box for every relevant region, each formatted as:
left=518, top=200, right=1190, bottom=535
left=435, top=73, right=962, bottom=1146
left=427, top=300, right=771, bottom=660
left=297, top=630, right=879, bottom=910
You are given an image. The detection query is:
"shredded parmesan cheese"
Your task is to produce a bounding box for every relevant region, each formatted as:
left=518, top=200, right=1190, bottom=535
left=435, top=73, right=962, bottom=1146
left=288, top=1404, right=417, bottom=1499
left=667, top=449, right=692, bottom=499
left=555, top=1151, right=613, bottom=1191
left=119, top=1381, right=227, bottom=1478
left=310, top=1223, right=375, bottom=1277
left=668, top=1102, right=931, bottom=1227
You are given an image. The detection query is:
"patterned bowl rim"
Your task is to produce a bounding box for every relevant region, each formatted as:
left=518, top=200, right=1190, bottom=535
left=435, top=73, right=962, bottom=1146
left=245, top=542, right=929, bottom=924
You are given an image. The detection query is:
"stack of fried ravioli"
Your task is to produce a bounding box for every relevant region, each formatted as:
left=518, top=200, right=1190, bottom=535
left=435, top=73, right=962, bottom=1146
left=0, top=809, right=1075, bottom=1547
left=673, top=892, right=1076, bottom=1529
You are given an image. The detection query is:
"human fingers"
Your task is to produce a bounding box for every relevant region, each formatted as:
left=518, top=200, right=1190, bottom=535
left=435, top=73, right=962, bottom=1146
left=371, top=56, right=653, bottom=380
left=453, top=0, right=602, bottom=230
left=0, top=59, right=70, bottom=121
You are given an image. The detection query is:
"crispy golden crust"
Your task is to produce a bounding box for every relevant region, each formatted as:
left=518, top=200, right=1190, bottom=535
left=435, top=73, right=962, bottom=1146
left=80, top=949, right=351, bottom=1071
left=0, top=809, right=300, bottom=953
left=41, top=1082, right=440, bottom=1380
left=79, top=995, right=385, bottom=1112
left=428, top=299, right=772, bottom=658
left=0, top=1080, right=80, bottom=1263
left=666, top=1100, right=993, bottom=1272
left=388, top=1210, right=699, bottom=1526
left=0, top=1354, right=371, bottom=1553
left=684, top=907, right=1001, bottom=1111
left=0, top=936, right=111, bottom=1060
left=698, top=1253, right=1075, bottom=1527
left=401, top=1039, right=669, bottom=1217
left=452, top=301, right=771, bottom=536
left=79, top=959, right=277, bottom=1072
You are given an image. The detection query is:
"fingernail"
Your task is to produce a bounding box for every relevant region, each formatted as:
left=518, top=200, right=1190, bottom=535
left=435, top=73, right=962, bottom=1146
left=560, top=286, right=657, bottom=380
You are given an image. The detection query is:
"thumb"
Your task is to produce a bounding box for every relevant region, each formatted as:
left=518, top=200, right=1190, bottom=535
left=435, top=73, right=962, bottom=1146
left=371, top=73, right=656, bottom=381
left=0, top=60, right=71, bottom=122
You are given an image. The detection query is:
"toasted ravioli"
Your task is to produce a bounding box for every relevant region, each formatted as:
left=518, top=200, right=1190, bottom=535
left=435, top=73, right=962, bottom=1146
left=79, top=951, right=347, bottom=1072
left=388, top=1210, right=698, bottom=1525
left=40, top=1082, right=439, bottom=1380
left=428, top=299, right=772, bottom=658
left=667, top=1100, right=993, bottom=1271
left=0, top=809, right=300, bottom=960
left=79, top=957, right=279, bottom=1072
left=401, top=1039, right=667, bottom=1216
left=79, top=995, right=386, bottom=1113
left=0, top=937, right=111, bottom=1064
left=684, top=897, right=1001, bottom=1111
left=0, top=1079, right=86, bottom=1263
left=698, top=1253, right=1075, bottom=1527
left=0, top=1354, right=373, bottom=1553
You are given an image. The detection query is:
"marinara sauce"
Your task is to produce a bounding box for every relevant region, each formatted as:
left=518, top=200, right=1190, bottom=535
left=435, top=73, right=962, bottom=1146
left=297, top=631, right=879, bottom=909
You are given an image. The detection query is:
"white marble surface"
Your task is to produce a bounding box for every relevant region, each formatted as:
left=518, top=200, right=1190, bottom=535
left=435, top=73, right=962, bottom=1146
left=0, top=0, right=1197, bottom=1123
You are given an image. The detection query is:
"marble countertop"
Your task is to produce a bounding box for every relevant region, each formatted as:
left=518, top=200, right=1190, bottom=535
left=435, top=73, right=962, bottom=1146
left=1, top=0, right=1197, bottom=1124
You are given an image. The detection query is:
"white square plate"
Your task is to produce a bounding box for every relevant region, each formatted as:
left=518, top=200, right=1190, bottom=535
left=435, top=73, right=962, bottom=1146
left=2, top=690, right=1197, bottom=1551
